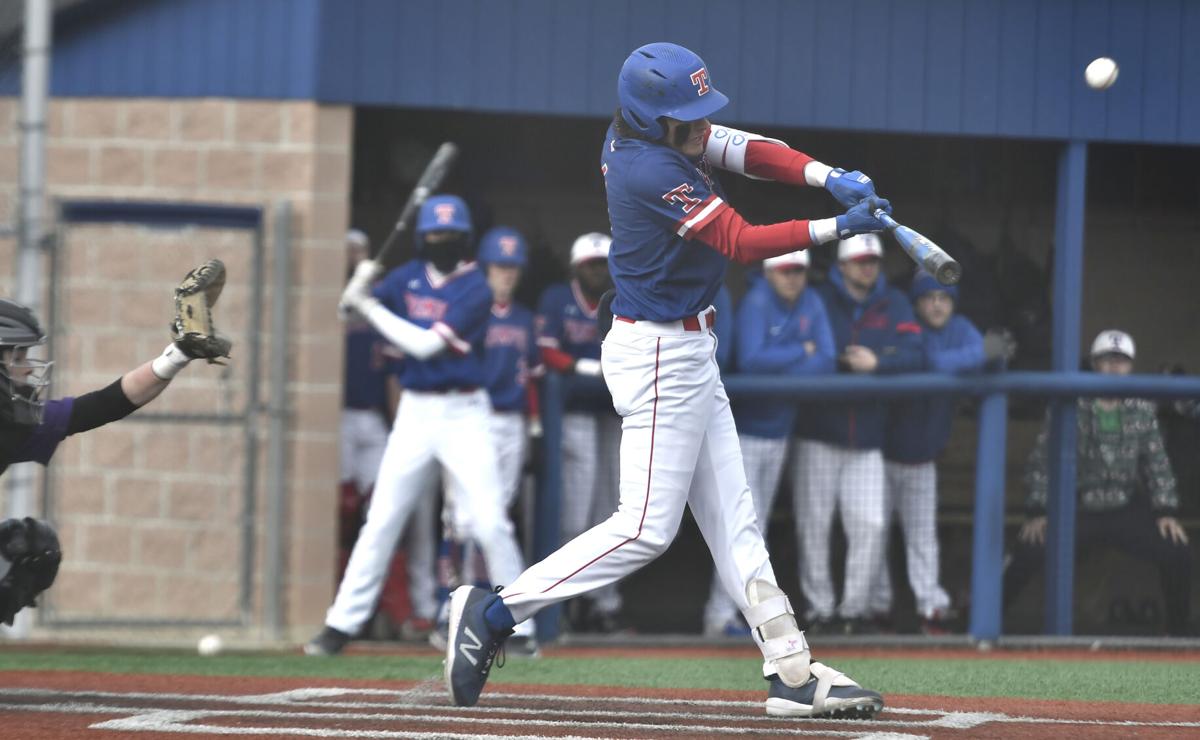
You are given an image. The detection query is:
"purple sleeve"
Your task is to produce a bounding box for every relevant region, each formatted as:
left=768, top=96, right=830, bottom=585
left=11, top=397, right=75, bottom=465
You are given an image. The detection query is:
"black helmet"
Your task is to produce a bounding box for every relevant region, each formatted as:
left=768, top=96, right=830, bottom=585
left=0, top=298, right=52, bottom=427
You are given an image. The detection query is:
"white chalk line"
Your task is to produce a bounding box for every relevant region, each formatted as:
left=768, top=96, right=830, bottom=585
left=0, top=686, right=1195, bottom=738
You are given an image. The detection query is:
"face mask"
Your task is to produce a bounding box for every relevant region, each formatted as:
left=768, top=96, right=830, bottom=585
left=422, top=233, right=471, bottom=273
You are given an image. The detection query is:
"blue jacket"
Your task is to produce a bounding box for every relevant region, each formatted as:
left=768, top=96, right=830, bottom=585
left=884, top=314, right=985, bottom=463
left=733, top=278, right=836, bottom=439
left=795, top=270, right=923, bottom=449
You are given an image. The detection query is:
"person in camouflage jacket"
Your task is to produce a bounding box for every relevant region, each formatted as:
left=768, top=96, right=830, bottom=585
left=1003, top=330, right=1192, bottom=636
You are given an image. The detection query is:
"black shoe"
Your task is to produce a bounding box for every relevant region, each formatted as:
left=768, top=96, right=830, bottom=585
left=585, top=608, right=634, bottom=635
left=764, top=664, right=884, bottom=718
left=841, top=617, right=880, bottom=636
left=805, top=616, right=842, bottom=636
left=444, top=586, right=513, bottom=707
left=304, top=626, right=351, bottom=656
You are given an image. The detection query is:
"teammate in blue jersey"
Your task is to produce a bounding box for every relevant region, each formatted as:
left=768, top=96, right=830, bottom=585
left=309, top=195, right=527, bottom=657
left=876, top=270, right=986, bottom=634
left=1, top=271, right=229, bottom=626
left=702, top=249, right=835, bottom=636
left=445, top=42, right=889, bottom=717
left=537, top=232, right=626, bottom=633
left=440, top=225, right=543, bottom=655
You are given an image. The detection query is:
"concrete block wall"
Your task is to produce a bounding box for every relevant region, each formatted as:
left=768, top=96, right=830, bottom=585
left=0, top=98, right=350, bottom=637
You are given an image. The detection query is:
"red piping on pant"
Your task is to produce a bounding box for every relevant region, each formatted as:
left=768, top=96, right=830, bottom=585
left=534, top=338, right=662, bottom=595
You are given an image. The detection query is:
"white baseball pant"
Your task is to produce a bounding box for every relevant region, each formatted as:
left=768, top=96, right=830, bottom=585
left=340, top=408, right=389, bottom=492
left=791, top=439, right=885, bottom=620
left=500, top=316, right=778, bottom=634
left=869, top=460, right=952, bottom=618
left=560, top=410, right=623, bottom=613
left=445, top=409, right=535, bottom=638
left=401, top=488, right=438, bottom=621
left=703, top=434, right=789, bottom=632
left=325, top=389, right=525, bottom=635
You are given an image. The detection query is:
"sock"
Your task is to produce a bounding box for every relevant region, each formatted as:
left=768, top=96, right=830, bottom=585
left=483, top=596, right=516, bottom=633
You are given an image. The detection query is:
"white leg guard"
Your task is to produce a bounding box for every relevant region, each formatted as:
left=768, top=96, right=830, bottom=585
left=744, top=579, right=811, bottom=688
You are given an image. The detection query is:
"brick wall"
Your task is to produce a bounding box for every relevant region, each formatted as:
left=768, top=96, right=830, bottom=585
left=0, top=98, right=349, bottom=636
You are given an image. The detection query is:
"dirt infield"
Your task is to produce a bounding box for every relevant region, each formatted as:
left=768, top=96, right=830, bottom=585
left=1, top=670, right=1197, bottom=739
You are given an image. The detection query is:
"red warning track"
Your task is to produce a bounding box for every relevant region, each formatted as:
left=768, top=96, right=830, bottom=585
left=0, top=671, right=1197, bottom=739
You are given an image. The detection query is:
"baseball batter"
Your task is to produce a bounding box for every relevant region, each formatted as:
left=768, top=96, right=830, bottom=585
left=445, top=43, right=889, bottom=718
left=309, top=195, right=526, bottom=656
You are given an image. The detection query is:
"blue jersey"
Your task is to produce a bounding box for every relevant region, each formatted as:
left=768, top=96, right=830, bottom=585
left=372, top=260, right=492, bottom=392
left=600, top=124, right=731, bottom=322
left=795, top=270, right=924, bottom=449
left=343, top=320, right=393, bottom=413
left=537, top=281, right=610, bottom=413
left=732, top=279, right=836, bottom=439
left=884, top=314, right=985, bottom=463
left=483, top=301, right=541, bottom=413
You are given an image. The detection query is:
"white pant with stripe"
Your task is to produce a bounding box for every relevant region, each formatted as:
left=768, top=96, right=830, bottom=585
left=500, top=315, right=777, bottom=627
left=790, top=438, right=886, bottom=620
left=560, top=410, right=623, bottom=613
left=703, top=434, right=789, bottom=631
left=869, top=460, right=952, bottom=618
left=325, top=389, right=524, bottom=635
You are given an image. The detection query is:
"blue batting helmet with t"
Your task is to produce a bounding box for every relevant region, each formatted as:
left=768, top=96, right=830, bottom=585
left=617, top=42, right=729, bottom=141
left=415, top=195, right=472, bottom=236
left=478, top=226, right=528, bottom=268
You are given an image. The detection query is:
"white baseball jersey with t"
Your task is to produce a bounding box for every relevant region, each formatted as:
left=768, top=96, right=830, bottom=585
left=790, top=439, right=886, bottom=620
left=703, top=434, right=789, bottom=632
left=499, top=315, right=776, bottom=626
left=325, top=389, right=525, bottom=635
left=870, top=460, right=952, bottom=618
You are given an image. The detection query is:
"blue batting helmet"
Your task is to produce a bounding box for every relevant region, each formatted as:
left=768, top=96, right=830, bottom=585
left=617, top=42, right=729, bottom=141
left=478, top=226, right=528, bottom=268
left=415, top=195, right=472, bottom=236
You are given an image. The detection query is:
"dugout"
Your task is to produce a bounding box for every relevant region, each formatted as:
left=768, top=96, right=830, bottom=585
left=0, top=0, right=1197, bottom=642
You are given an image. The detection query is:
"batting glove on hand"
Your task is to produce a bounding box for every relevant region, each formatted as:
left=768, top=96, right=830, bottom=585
left=826, top=169, right=879, bottom=209
left=339, top=259, right=383, bottom=315
left=835, top=197, right=892, bottom=238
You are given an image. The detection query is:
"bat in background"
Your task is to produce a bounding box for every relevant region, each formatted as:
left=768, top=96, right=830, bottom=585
left=372, top=141, right=460, bottom=268
left=874, top=209, right=962, bottom=286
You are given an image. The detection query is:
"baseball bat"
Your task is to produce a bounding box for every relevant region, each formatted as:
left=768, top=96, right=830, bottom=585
left=372, top=141, right=460, bottom=267
left=874, top=210, right=962, bottom=286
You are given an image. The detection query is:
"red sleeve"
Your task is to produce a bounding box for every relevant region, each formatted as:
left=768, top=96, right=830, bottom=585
left=540, top=346, right=576, bottom=372
left=691, top=207, right=815, bottom=265
left=744, top=141, right=814, bottom=185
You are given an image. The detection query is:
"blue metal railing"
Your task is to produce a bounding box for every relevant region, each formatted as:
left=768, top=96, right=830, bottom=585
left=534, top=370, right=1200, bottom=642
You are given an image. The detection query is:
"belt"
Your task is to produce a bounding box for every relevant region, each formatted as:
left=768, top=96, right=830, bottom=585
left=412, top=386, right=479, bottom=395
left=615, top=307, right=716, bottom=332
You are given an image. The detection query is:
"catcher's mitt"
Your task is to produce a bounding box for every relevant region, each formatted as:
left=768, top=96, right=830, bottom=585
left=0, top=517, right=62, bottom=626
left=171, top=258, right=233, bottom=363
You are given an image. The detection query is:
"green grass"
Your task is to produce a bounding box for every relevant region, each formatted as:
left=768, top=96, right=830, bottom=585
left=1, top=649, right=1197, bottom=705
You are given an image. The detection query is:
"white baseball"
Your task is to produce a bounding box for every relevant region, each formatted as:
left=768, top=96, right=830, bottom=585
left=1085, top=57, right=1119, bottom=90
left=197, top=633, right=224, bottom=656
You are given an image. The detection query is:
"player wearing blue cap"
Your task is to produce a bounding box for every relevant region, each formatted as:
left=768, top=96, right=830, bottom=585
left=445, top=43, right=889, bottom=717
left=310, top=196, right=527, bottom=656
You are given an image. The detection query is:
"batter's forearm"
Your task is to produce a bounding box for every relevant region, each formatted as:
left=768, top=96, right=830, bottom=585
left=361, top=300, right=447, bottom=360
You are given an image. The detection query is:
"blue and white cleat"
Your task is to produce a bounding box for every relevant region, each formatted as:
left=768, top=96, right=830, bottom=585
left=765, top=661, right=884, bottom=719
left=444, top=585, right=512, bottom=707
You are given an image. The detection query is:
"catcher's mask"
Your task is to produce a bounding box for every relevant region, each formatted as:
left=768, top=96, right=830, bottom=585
left=0, top=299, right=52, bottom=427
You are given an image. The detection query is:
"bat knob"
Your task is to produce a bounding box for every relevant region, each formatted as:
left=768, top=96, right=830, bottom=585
left=935, top=260, right=963, bottom=286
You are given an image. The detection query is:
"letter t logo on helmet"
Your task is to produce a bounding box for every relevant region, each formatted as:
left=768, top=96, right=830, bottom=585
left=690, top=68, right=710, bottom=96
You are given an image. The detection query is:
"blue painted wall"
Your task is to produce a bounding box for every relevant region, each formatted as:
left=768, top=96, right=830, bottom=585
left=2, top=0, right=1197, bottom=144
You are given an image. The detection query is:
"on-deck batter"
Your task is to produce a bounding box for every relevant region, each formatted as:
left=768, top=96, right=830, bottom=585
left=445, top=42, right=890, bottom=718
left=309, top=196, right=526, bottom=656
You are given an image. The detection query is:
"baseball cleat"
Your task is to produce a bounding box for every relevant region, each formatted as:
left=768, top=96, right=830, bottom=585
left=444, top=585, right=512, bottom=707
left=303, top=626, right=351, bottom=656
left=764, top=661, right=884, bottom=719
